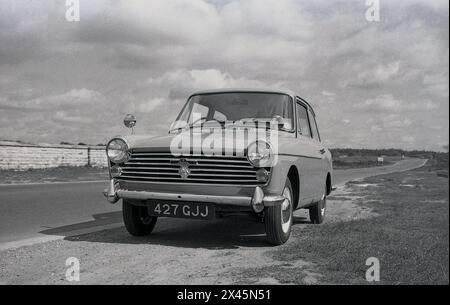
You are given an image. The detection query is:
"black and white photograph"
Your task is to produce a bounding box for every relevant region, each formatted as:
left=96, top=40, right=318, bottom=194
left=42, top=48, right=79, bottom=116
left=0, top=0, right=448, bottom=291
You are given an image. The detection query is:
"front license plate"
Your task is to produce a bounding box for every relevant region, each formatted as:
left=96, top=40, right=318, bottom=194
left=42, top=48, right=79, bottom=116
left=147, top=201, right=215, bottom=220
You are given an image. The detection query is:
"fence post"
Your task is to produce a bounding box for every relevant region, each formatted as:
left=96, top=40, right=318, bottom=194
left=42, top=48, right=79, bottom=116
left=87, top=147, right=91, bottom=167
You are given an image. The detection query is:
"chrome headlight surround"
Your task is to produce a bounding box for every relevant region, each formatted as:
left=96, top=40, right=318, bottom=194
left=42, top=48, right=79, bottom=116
left=106, top=138, right=130, bottom=164
left=247, top=141, right=274, bottom=168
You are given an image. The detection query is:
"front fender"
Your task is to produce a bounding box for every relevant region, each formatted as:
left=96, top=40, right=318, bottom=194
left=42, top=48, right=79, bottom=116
left=263, top=155, right=298, bottom=196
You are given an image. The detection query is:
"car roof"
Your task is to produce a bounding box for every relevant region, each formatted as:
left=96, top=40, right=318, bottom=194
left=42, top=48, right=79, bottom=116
left=190, top=88, right=296, bottom=97
left=189, top=88, right=315, bottom=116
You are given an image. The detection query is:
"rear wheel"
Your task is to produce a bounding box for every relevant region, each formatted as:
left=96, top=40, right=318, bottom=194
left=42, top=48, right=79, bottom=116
left=309, top=185, right=327, bottom=224
left=122, top=200, right=157, bottom=236
left=264, top=178, right=294, bottom=245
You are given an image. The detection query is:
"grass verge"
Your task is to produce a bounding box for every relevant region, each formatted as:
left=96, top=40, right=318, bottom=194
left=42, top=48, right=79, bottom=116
left=0, top=166, right=108, bottom=184
left=269, top=154, right=449, bottom=284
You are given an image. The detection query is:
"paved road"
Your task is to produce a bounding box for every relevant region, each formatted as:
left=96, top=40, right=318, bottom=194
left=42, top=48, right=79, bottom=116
left=0, top=158, right=427, bottom=246
left=333, top=158, right=428, bottom=186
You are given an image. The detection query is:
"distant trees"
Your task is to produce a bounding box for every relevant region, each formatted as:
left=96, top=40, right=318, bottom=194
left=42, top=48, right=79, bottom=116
left=330, top=148, right=446, bottom=159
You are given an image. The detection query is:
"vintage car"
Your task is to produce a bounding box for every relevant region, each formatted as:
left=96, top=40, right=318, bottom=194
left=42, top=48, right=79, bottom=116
left=103, top=89, right=333, bottom=245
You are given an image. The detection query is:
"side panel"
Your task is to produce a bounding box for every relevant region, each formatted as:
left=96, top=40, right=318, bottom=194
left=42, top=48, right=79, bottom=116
left=270, top=133, right=320, bottom=206
left=307, top=108, right=332, bottom=199
left=296, top=136, right=323, bottom=203
left=301, top=137, right=325, bottom=202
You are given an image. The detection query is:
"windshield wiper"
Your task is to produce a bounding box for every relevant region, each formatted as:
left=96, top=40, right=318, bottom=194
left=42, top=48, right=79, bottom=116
left=187, top=119, right=227, bottom=129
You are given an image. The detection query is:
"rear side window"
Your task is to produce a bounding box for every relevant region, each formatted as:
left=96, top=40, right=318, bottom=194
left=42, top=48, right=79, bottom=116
left=309, top=110, right=321, bottom=142
left=296, top=103, right=311, bottom=137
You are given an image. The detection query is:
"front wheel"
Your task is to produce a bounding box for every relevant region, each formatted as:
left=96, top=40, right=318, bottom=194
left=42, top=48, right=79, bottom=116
left=264, top=178, right=294, bottom=245
left=122, top=200, right=157, bottom=236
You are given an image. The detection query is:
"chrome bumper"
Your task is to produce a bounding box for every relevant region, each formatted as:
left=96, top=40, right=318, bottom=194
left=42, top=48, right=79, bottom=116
left=103, top=179, right=285, bottom=212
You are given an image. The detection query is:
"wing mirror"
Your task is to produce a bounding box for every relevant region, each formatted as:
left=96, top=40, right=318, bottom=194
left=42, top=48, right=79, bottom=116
left=124, top=114, right=136, bottom=134
left=272, top=115, right=291, bottom=131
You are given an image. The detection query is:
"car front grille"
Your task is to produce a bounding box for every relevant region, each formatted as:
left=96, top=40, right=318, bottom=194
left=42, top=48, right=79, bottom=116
left=116, top=151, right=268, bottom=186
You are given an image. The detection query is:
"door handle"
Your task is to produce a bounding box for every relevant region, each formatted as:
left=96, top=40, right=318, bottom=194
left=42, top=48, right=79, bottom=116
left=319, top=148, right=326, bottom=154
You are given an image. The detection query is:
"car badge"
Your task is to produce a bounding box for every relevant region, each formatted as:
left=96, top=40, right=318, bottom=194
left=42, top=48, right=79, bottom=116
left=178, top=159, right=191, bottom=179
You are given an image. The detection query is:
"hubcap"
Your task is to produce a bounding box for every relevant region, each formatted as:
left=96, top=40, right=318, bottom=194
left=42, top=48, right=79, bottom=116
left=321, top=194, right=327, bottom=217
left=281, top=186, right=292, bottom=233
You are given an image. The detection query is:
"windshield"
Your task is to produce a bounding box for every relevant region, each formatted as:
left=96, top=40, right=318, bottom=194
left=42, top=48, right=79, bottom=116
left=172, top=92, right=294, bottom=131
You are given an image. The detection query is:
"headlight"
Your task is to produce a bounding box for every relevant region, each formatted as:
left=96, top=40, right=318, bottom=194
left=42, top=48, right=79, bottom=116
left=247, top=141, right=273, bottom=167
left=106, top=138, right=129, bottom=164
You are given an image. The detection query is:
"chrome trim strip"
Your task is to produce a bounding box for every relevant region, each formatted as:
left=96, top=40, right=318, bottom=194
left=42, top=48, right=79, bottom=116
left=121, top=166, right=256, bottom=173
left=131, top=152, right=247, bottom=159
left=119, top=176, right=260, bottom=183
left=118, top=180, right=261, bottom=187
left=125, top=162, right=254, bottom=168
left=263, top=195, right=286, bottom=206
left=116, top=190, right=252, bottom=206
left=121, top=171, right=256, bottom=178
left=103, top=179, right=284, bottom=206
left=129, top=157, right=250, bottom=163
left=278, top=153, right=322, bottom=160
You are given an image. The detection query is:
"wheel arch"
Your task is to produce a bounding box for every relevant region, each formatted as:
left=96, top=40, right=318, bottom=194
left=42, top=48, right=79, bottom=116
left=326, top=172, right=332, bottom=196
left=287, top=165, right=300, bottom=209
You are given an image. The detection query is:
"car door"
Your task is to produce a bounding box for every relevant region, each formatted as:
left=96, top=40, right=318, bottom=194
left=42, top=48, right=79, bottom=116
left=307, top=109, right=327, bottom=200
left=295, top=101, right=323, bottom=205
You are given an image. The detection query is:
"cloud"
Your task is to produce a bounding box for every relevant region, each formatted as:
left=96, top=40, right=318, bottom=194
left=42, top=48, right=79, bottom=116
left=345, top=62, right=401, bottom=88
left=423, top=72, right=449, bottom=98
left=0, top=0, right=448, bottom=150
left=355, top=94, right=406, bottom=112
left=401, top=135, right=416, bottom=144
left=136, top=98, right=165, bottom=113
left=321, top=91, right=335, bottom=97
left=54, top=110, right=94, bottom=124
left=0, top=88, right=102, bottom=111
left=148, top=69, right=268, bottom=91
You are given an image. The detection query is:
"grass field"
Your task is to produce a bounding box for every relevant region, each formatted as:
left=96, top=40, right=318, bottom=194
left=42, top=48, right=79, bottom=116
left=265, top=153, right=449, bottom=284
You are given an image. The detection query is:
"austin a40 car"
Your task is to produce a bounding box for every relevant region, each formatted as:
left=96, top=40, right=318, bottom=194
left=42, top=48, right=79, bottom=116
left=103, top=89, right=333, bottom=245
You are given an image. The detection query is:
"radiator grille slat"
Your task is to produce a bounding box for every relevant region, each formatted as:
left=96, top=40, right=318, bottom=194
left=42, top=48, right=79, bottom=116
left=117, top=151, right=268, bottom=186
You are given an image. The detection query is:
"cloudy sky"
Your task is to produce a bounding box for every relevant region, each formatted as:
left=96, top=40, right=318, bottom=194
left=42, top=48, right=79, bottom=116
left=0, top=0, right=448, bottom=150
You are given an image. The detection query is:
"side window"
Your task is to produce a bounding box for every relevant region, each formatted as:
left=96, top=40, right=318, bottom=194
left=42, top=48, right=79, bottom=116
left=296, top=103, right=311, bottom=138
left=309, top=110, right=321, bottom=142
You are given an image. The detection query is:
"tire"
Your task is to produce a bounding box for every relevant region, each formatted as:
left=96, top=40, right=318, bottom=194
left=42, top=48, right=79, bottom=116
left=264, top=178, right=294, bottom=245
left=122, top=200, right=157, bottom=236
left=309, top=184, right=327, bottom=224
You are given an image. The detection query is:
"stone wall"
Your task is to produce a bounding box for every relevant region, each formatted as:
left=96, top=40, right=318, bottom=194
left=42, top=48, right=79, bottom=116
left=0, top=144, right=108, bottom=170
